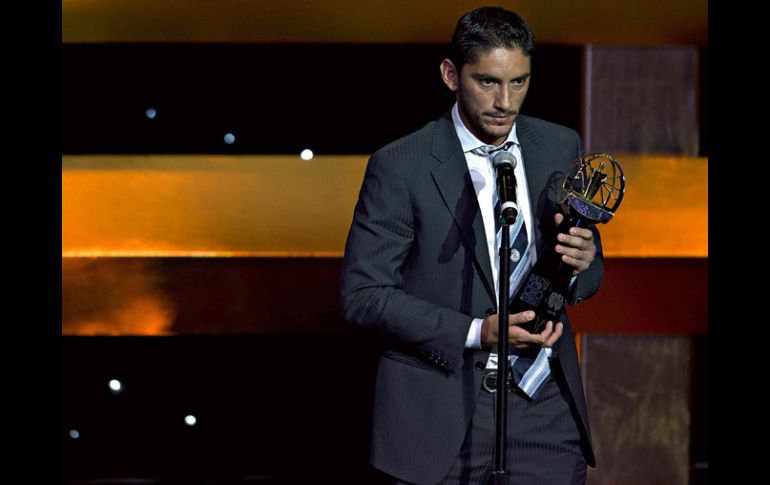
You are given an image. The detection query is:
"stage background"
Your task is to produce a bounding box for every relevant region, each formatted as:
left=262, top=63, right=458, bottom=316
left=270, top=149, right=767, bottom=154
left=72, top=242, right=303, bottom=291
left=62, top=1, right=708, bottom=484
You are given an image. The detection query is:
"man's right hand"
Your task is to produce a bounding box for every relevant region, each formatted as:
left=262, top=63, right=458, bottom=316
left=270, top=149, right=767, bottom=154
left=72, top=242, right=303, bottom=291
left=480, top=311, right=563, bottom=349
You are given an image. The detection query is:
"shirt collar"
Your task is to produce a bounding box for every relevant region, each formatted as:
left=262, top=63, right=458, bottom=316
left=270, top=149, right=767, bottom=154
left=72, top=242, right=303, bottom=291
left=451, top=102, right=519, bottom=153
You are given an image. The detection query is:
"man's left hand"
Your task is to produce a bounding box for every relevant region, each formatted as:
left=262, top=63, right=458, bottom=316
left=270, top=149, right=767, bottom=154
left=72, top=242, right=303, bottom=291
left=554, top=213, right=596, bottom=275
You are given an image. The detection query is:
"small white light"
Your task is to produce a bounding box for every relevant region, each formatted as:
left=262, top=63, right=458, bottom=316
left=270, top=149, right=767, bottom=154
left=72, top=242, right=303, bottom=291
left=108, top=379, right=123, bottom=393
left=69, top=429, right=80, bottom=439
left=224, top=133, right=236, bottom=145
left=184, top=415, right=197, bottom=426
left=300, top=149, right=314, bottom=160
left=145, top=108, right=157, bottom=119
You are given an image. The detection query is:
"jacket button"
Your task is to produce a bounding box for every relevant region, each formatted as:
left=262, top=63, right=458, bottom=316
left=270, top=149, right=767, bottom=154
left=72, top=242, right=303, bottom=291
left=475, top=361, right=486, bottom=370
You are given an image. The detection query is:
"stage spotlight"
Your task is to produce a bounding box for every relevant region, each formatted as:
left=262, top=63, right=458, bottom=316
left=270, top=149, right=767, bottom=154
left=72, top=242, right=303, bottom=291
left=69, top=429, right=80, bottom=439
left=108, top=379, right=123, bottom=393
left=184, top=415, right=197, bottom=426
left=300, top=149, right=314, bottom=160
left=224, top=133, right=236, bottom=145
left=145, top=108, right=157, bottom=119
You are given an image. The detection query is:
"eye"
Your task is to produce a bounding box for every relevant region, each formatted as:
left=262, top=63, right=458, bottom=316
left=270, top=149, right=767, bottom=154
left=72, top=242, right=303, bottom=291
left=512, top=77, right=528, bottom=87
left=479, top=78, right=496, bottom=87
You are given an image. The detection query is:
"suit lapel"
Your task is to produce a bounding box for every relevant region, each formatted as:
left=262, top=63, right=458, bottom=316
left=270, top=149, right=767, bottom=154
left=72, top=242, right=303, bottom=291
left=429, top=112, right=496, bottom=301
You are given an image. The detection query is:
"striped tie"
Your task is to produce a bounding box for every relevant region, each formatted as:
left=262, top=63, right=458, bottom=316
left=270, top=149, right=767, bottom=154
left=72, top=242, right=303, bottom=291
left=473, top=142, right=551, bottom=399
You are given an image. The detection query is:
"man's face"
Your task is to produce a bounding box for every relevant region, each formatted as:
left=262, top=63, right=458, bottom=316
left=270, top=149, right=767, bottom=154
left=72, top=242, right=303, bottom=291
left=441, top=47, right=531, bottom=146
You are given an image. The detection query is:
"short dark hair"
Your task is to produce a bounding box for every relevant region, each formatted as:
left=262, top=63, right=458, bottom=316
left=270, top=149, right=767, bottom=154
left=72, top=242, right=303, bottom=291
left=449, top=7, right=535, bottom=71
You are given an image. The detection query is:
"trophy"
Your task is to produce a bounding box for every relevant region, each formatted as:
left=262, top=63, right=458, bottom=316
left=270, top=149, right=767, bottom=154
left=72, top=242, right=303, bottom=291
left=512, top=153, right=626, bottom=334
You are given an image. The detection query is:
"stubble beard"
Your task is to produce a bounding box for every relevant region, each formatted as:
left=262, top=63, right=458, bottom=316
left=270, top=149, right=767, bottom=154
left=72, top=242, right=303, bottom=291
left=458, top=95, right=515, bottom=145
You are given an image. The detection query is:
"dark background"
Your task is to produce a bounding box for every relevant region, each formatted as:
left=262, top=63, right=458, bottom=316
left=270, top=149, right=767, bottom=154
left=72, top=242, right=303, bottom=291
left=63, top=43, right=583, bottom=155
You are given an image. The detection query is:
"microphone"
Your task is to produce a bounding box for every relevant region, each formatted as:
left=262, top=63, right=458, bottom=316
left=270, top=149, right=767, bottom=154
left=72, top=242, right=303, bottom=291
left=491, top=150, right=519, bottom=224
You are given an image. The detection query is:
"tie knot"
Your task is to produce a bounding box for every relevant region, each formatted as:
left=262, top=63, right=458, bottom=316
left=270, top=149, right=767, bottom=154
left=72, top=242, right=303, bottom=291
left=472, top=141, right=514, bottom=158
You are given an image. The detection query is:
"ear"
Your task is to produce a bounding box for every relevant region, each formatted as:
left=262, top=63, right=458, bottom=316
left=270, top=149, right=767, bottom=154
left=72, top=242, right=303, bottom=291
left=440, top=59, right=459, bottom=92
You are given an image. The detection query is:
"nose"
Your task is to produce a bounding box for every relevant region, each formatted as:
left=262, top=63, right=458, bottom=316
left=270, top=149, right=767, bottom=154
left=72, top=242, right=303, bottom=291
left=494, top=86, right=512, bottom=112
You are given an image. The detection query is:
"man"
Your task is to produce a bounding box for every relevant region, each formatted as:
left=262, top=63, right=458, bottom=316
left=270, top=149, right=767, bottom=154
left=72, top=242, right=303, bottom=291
left=341, top=6, right=602, bottom=485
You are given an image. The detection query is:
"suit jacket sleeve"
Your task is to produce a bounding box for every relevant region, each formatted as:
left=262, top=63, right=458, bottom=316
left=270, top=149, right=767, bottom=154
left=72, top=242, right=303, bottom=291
left=568, top=228, right=603, bottom=305
left=341, top=150, right=473, bottom=373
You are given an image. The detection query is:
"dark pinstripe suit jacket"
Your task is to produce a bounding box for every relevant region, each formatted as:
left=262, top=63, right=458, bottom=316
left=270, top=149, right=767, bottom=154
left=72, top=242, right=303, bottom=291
left=341, top=111, right=603, bottom=485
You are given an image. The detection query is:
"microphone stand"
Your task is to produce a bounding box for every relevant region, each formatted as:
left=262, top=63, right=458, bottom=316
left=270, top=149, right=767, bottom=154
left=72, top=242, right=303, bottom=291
left=491, top=218, right=511, bottom=484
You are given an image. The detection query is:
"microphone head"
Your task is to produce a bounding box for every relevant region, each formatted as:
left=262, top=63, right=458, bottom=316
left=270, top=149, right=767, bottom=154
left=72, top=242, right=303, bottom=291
left=491, top=150, right=517, bottom=170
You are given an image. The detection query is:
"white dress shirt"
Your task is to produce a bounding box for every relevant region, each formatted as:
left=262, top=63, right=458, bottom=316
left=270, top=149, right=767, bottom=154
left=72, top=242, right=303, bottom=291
left=450, top=103, right=539, bottom=350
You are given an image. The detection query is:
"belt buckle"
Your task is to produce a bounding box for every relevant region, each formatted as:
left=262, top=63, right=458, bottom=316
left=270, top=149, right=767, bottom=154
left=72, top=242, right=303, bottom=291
left=482, top=370, right=509, bottom=393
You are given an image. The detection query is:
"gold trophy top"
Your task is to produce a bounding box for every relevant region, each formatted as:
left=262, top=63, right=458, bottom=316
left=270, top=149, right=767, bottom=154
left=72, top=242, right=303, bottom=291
left=560, top=153, right=626, bottom=224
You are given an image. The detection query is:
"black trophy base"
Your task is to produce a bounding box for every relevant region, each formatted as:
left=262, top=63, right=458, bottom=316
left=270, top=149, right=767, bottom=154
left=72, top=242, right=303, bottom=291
left=510, top=213, right=585, bottom=334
